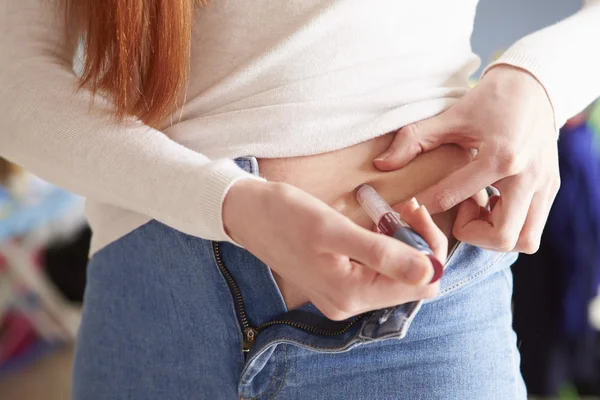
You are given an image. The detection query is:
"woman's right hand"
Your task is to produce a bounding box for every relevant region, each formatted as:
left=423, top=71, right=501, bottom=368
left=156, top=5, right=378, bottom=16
left=222, top=179, right=445, bottom=320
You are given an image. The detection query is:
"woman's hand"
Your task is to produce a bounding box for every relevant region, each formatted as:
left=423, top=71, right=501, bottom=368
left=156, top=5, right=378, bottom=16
left=374, top=65, right=560, bottom=254
left=222, top=179, right=446, bottom=320
left=391, top=197, right=449, bottom=263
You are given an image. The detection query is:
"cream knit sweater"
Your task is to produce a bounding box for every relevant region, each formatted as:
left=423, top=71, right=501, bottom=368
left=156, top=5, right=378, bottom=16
left=1, top=0, right=599, bottom=254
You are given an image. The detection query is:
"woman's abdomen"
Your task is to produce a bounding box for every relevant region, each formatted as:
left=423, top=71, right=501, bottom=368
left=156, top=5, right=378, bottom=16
left=258, top=133, right=473, bottom=309
left=258, top=132, right=472, bottom=238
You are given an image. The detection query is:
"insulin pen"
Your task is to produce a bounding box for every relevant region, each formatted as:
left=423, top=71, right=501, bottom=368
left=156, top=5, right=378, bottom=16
left=355, top=184, right=443, bottom=283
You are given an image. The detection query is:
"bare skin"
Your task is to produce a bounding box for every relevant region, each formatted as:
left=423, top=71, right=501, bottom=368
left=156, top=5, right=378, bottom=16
left=222, top=65, right=557, bottom=318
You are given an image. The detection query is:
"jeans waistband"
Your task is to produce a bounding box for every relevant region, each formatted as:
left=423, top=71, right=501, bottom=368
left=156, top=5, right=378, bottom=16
left=225, top=156, right=517, bottom=346
left=229, top=155, right=422, bottom=342
left=229, top=156, right=408, bottom=342
left=234, top=156, right=260, bottom=176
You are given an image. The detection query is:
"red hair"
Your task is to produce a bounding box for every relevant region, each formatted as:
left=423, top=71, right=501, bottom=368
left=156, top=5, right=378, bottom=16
left=66, top=0, right=204, bottom=127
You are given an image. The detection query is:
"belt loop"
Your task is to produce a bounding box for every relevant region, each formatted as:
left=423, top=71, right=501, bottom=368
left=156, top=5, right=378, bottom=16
left=248, top=156, right=260, bottom=176
left=234, top=156, right=260, bottom=176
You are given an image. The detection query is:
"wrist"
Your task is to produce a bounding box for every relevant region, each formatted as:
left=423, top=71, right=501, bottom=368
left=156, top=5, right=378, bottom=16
left=483, top=64, right=543, bottom=91
left=483, top=64, right=557, bottom=133
left=222, top=178, right=271, bottom=244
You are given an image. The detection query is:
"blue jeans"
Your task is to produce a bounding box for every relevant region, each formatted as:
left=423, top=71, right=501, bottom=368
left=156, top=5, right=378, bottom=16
left=73, top=158, right=526, bottom=399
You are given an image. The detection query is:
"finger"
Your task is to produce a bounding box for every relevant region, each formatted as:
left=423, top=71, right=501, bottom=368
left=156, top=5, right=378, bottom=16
left=513, top=191, right=551, bottom=254
left=489, top=194, right=500, bottom=210
left=416, top=158, right=500, bottom=214
left=471, top=189, right=490, bottom=208
left=418, top=205, right=448, bottom=263
left=329, top=220, right=434, bottom=285
left=394, top=200, right=448, bottom=263
left=316, top=267, right=441, bottom=320
left=351, top=272, right=441, bottom=316
left=453, top=177, right=534, bottom=251
left=396, top=197, right=420, bottom=215
left=455, top=197, right=492, bottom=228
left=373, top=112, right=459, bottom=171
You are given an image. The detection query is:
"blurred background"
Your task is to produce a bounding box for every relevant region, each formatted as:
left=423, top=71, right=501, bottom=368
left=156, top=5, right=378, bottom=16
left=1, top=0, right=599, bottom=399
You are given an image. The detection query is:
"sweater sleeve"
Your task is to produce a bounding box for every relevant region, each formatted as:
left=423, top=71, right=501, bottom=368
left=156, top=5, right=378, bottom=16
left=483, top=0, right=600, bottom=130
left=0, top=0, right=264, bottom=242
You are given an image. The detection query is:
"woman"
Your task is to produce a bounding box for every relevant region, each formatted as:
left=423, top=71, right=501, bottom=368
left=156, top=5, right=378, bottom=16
left=1, top=0, right=599, bottom=398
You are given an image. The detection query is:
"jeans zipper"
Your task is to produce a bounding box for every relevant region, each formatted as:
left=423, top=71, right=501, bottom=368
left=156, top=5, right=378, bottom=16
left=212, top=242, right=367, bottom=353
left=214, top=239, right=463, bottom=353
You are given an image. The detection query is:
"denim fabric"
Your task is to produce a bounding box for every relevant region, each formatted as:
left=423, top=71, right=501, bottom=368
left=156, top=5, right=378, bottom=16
left=72, top=157, right=526, bottom=399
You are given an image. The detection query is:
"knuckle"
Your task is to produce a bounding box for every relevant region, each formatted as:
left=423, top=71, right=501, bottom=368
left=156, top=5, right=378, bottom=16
left=519, top=235, right=540, bottom=254
left=402, top=123, right=420, bottom=140
left=366, top=238, right=391, bottom=268
left=320, top=304, right=351, bottom=321
left=552, top=177, right=561, bottom=193
left=494, top=146, right=523, bottom=176
left=326, top=309, right=353, bottom=321
left=328, top=294, right=360, bottom=320
left=320, top=254, right=351, bottom=278
left=434, top=189, right=462, bottom=212
left=494, top=228, right=519, bottom=252
left=330, top=254, right=350, bottom=271
left=521, top=244, right=540, bottom=255
left=399, top=124, right=428, bottom=155
left=419, top=284, right=440, bottom=300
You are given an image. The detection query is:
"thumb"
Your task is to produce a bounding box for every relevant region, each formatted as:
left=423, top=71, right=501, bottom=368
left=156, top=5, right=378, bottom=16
left=374, top=111, right=457, bottom=171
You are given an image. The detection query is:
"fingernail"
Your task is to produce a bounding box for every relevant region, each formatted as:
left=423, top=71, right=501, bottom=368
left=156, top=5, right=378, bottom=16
left=403, top=255, right=433, bottom=284
left=428, top=255, right=444, bottom=284
left=374, top=149, right=393, bottom=162
left=409, top=197, right=419, bottom=208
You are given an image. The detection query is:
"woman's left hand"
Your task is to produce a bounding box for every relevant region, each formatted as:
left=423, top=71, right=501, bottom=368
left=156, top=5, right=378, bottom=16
left=373, top=65, right=561, bottom=254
